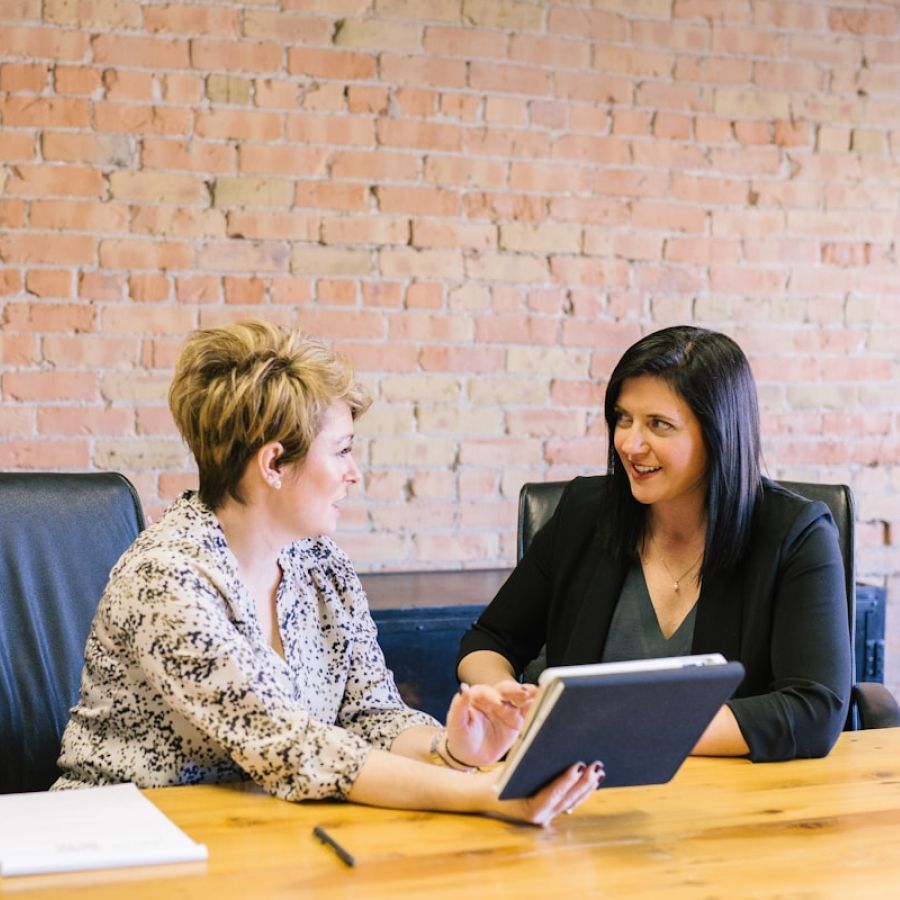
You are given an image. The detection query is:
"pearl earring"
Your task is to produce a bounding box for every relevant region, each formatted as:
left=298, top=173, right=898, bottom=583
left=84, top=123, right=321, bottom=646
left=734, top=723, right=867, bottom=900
left=271, top=476, right=282, bottom=490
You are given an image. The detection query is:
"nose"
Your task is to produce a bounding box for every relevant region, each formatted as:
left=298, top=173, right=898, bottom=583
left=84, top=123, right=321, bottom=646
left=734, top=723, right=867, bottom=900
left=345, top=453, right=361, bottom=485
left=619, top=423, right=648, bottom=457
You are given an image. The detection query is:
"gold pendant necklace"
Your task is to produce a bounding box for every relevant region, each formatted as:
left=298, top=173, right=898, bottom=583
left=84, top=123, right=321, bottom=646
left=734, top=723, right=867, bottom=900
left=650, top=532, right=704, bottom=592
left=659, top=552, right=703, bottom=591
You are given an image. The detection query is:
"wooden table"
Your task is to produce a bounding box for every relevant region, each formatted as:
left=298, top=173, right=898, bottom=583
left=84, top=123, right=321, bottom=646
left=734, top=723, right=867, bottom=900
left=6, top=728, right=900, bottom=898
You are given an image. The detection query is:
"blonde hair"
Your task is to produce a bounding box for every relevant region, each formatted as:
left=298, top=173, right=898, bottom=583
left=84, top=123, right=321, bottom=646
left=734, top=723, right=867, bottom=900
left=169, top=320, right=371, bottom=509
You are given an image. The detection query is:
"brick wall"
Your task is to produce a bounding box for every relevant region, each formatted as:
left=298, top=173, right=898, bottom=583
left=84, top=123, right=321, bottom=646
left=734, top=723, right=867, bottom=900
left=1, top=2, right=899, bottom=687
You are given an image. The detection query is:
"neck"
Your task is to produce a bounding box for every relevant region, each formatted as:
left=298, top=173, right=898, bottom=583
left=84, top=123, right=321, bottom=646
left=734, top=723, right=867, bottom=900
left=646, top=502, right=707, bottom=547
left=215, top=495, right=283, bottom=583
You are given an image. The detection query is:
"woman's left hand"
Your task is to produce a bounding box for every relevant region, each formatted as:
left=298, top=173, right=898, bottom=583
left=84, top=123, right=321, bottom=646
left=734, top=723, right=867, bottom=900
left=443, top=681, right=538, bottom=769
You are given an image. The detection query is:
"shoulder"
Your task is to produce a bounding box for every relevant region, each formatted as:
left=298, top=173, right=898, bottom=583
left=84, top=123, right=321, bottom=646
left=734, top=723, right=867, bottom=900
left=552, top=475, right=614, bottom=533
left=281, top=536, right=363, bottom=608
left=751, top=479, right=839, bottom=549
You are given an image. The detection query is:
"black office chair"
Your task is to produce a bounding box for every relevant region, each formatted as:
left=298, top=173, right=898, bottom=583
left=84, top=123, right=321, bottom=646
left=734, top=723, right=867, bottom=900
left=518, top=478, right=900, bottom=731
left=0, top=472, right=146, bottom=793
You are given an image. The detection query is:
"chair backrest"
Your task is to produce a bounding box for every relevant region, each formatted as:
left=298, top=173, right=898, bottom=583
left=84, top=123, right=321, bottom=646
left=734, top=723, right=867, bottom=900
left=0, top=472, right=145, bottom=793
left=517, top=476, right=857, bottom=673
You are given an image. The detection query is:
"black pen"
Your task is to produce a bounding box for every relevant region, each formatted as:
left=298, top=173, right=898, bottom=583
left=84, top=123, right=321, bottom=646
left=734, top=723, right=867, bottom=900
left=313, top=825, right=356, bottom=868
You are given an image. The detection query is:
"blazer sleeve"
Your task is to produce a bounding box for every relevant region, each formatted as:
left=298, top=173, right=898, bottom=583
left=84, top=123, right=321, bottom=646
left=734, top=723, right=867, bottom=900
left=457, top=492, right=564, bottom=677
left=727, top=509, right=851, bottom=761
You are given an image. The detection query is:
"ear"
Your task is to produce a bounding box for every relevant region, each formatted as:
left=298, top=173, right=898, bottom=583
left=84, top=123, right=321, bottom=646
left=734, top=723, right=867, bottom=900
left=254, top=441, right=285, bottom=488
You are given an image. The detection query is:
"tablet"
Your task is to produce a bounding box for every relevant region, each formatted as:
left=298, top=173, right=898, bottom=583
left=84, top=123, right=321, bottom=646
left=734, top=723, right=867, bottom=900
left=495, top=653, right=745, bottom=800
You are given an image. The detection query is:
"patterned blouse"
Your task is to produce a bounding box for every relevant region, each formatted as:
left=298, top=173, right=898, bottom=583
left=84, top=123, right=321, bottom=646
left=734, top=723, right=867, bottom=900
left=54, top=492, right=437, bottom=800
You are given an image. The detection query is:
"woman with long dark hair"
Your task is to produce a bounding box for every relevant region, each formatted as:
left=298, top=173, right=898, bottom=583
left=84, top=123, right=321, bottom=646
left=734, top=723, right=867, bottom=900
left=459, top=326, right=850, bottom=761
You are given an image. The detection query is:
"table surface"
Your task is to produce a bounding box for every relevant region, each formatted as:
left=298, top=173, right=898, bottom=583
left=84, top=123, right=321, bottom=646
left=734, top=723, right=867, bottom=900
left=5, top=728, right=900, bottom=899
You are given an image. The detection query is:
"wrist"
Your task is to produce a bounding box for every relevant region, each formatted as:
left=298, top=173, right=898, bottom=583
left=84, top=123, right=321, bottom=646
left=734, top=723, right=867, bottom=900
left=428, top=729, right=477, bottom=773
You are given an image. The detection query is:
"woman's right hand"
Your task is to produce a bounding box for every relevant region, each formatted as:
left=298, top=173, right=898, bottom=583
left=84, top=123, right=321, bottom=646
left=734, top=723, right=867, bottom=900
left=479, top=760, right=605, bottom=827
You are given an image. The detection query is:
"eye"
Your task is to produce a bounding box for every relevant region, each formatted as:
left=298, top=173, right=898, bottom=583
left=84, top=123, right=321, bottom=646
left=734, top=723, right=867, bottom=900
left=339, top=445, right=353, bottom=457
left=650, top=418, right=674, bottom=432
left=613, top=410, right=631, bottom=428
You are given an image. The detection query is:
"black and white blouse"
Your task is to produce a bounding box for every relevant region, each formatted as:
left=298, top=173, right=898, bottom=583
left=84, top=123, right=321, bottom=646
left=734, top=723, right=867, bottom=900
left=54, top=492, right=437, bottom=800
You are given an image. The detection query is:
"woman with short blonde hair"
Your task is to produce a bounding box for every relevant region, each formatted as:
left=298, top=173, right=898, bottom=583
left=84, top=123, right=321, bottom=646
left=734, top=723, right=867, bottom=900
left=56, top=319, right=602, bottom=825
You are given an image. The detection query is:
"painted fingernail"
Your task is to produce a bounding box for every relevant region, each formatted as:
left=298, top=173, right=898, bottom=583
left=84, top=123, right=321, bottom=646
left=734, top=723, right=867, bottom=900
left=576, top=763, right=586, bottom=774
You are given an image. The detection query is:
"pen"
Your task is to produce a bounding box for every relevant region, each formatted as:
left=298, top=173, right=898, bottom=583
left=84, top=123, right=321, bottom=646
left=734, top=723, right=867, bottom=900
left=313, top=825, right=356, bottom=868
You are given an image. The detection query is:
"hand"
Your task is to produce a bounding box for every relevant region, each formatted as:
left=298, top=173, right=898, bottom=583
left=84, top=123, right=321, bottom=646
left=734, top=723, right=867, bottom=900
left=444, top=681, right=539, bottom=769
left=487, top=760, right=605, bottom=827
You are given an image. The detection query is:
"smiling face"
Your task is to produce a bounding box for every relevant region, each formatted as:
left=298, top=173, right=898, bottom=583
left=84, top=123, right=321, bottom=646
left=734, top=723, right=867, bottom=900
left=612, top=375, right=709, bottom=514
left=277, top=401, right=360, bottom=539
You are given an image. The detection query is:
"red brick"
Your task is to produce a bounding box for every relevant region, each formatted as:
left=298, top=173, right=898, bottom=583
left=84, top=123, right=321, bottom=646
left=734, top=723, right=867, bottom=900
left=0, top=439, right=90, bottom=469
left=508, top=161, right=589, bottom=194
left=0, top=132, right=35, bottom=162
left=199, top=241, right=289, bottom=273
left=287, top=46, right=375, bottom=80
left=99, top=239, right=194, bottom=271
left=314, top=279, right=355, bottom=306
left=0, top=233, right=95, bottom=265
left=287, top=114, right=375, bottom=147
left=92, top=33, right=188, bottom=67
left=551, top=135, right=629, bottom=164
left=255, top=78, right=299, bottom=110
left=142, top=138, right=236, bottom=172
left=103, top=69, right=155, bottom=102
left=132, top=207, right=226, bottom=240
left=632, top=201, right=707, bottom=232
left=195, top=109, right=283, bottom=141
left=243, top=9, right=332, bottom=45
left=144, top=3, right=239, bottom=36
left=420, top=346, right=504, bottom=373
left=222, top=276, right=265, bottom=305
left=78, top=272, right=126, bottom=301
left=323, top=216, right=409, bottom=246
left=94, top=103, right=192, bottom=136
left=128, top=274, right=169, bottom=303
left=227, top=210, right=317, bottom=241
left=549, top=7, right=628, bottom=41
left=24, top=269, right=72, bottom=298
left=829, top=8, right=898, bottom=35
left=173, top=276, right=218, bottom=304
left=4, top=371, right=97, bottom=402
left=674, top=54, right=751, bottom=85
left=191, top=38, right=282, bottom=72
left=38, top=406, right=134, bottom=436
left=395, top=87, right=437, bottom=118
left=377, top=185, right=461, bottom=217
left=423, top=25, right=506, bottom=58
left=1, top=95, right=88, bottom=127
left=0, top=26, right=89, bottom=62
left=0, top=62, right=49, bottom=92
left=376, top=119, right=462, bottom=152
left=331, top=150, right=418, bottom=181
left=296, top=181, right=369, bottom=212
left=42, top=335, right=138, bottom=367
left=380, top=53, right=467, bottom=88
left=555, top=71, right=632, bottom=104
left=0, top=198, right=24, bottom=228
left=347, top=86, right=390, bottom=114
left=6, top=164, right=103, bottom=198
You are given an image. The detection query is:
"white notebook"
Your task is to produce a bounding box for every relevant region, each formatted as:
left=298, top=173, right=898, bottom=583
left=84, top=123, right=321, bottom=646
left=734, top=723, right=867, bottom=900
left=0, top=782, right=207, bottom=877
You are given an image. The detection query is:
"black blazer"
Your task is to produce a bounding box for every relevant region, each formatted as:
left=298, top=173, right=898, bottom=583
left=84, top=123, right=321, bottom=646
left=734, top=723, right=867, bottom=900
left=459, top=477, right=851, bottom=762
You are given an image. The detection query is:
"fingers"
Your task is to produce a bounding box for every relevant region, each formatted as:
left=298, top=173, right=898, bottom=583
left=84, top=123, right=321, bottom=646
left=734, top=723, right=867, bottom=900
left=461, top=682, right=532, bottom=730
left=523, top=761, right=604, bottom=827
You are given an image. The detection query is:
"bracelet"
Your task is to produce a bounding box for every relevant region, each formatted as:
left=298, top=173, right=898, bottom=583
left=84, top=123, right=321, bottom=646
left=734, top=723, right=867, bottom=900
left=442, top=736, right=478, bottom=772
left=428, top=730, right=476, bottom=773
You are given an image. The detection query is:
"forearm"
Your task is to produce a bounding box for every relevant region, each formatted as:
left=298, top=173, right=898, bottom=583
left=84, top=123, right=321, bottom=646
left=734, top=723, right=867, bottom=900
left=458, top=649, right=516, bottom=686
left=347, top=747, right=491, bottom=813
left=691, top=704, right=750, bottom=757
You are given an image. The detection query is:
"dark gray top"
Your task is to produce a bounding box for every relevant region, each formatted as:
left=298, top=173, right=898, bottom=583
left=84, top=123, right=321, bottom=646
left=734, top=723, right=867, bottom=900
left=601, top=564, right=697, bottom=662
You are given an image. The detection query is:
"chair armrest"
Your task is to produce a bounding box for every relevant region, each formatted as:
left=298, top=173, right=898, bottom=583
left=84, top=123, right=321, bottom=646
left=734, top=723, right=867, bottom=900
left=853, top=682, right=900, bottom=730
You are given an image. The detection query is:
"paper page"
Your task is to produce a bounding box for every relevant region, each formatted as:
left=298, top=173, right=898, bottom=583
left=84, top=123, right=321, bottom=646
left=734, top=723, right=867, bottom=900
left=0, top=783, right=207, bottom=877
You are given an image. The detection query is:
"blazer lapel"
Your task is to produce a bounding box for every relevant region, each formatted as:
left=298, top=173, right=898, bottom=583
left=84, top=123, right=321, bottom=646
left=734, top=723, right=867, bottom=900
left=692, top=573, right=742, bottom=660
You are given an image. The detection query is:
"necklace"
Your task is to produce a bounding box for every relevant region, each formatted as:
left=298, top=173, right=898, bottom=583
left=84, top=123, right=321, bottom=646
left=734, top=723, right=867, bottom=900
left=659, top=552, right=703, bottom=592
left=650, top=534, right=704, bottom=592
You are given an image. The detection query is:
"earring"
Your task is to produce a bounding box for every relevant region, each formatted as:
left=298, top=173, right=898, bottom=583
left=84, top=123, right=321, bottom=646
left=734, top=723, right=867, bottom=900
left=270, top=475, right=282, bottom=490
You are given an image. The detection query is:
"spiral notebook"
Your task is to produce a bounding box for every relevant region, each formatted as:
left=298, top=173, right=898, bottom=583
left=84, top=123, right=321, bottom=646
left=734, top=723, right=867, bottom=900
left=496, top=654, right=745, bottom=800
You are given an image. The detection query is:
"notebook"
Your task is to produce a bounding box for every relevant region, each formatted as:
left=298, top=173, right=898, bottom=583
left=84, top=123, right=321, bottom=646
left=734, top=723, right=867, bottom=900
left=0, top=783, right=207, bottom=877
left=495, top=653, right=745, bottom=800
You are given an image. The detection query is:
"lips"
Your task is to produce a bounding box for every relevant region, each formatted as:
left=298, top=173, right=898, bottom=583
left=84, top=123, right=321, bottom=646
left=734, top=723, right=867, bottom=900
left=630, top=463, right=661, bottom=478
